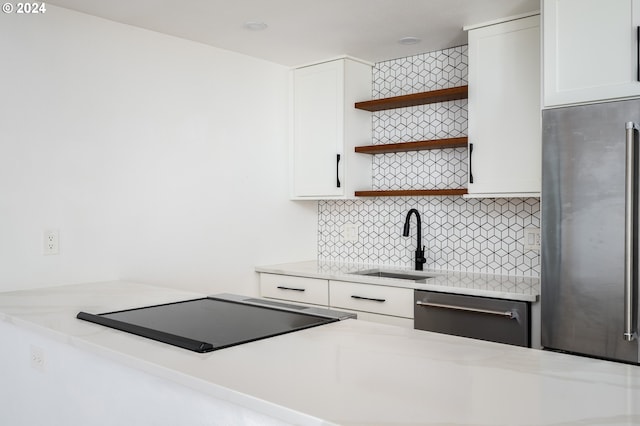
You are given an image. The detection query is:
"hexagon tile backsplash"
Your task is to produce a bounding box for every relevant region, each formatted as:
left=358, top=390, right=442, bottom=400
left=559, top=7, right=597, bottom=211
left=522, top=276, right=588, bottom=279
left=317, top=46, right=541, bottom=277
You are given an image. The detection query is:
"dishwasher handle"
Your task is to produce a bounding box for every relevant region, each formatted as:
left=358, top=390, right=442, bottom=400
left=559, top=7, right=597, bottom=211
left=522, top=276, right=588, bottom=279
left=416, top=300, right=519, bottom=321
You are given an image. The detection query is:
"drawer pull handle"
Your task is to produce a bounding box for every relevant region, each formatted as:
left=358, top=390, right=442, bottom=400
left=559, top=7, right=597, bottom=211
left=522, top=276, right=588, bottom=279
left=277, top=286, right=305, bottom=292
left=416, top=300, right=517, bottom=320
left=336, top=154, right=341, bottom=188
left=351, top=295, right=386, bottom=303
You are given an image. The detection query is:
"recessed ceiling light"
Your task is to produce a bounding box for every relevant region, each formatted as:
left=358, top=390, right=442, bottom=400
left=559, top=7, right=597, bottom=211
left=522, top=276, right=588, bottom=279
left=398, top=37, right=421, bottom=45
left=243, top=21, right=268, bottom=31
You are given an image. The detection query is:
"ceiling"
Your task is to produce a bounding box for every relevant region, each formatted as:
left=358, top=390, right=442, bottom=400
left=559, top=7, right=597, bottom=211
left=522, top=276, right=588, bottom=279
left=47, top=0, right=540, bottom=67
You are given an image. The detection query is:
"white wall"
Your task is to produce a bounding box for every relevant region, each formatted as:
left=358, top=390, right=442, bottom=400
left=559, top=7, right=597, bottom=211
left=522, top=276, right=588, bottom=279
left=0, top=6, right=317, bottom=294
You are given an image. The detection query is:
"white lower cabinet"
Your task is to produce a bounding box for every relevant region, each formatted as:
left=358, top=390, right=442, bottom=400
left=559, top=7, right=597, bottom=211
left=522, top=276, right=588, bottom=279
left=259, top=273, right=329, bottom=306
left=333, top=309, right=414, bottom=328
left=329, top=280, right=414, bottom=327
left=259, top=273, right=414, bottom=328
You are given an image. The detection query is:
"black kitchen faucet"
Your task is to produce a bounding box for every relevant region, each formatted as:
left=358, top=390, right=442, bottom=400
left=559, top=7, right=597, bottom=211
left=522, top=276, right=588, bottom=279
left=402, top=209, right=426, bottom=271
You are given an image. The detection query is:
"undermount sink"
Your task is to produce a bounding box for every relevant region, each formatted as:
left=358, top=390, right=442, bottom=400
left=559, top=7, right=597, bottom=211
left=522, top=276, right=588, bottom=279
left=349, top=269, right=437, bottom=283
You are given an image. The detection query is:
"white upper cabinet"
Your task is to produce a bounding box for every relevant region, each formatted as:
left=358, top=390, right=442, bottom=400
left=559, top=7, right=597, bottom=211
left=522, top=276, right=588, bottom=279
left=543, top=0, right=640, bottom=107
left=466, top=14, right=541, bottom=197
left=290, top=58, right=372, bottom=199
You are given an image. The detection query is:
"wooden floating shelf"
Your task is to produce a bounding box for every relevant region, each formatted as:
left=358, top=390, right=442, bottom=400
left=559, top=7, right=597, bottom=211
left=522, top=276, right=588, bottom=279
left=354, top=189, right=468, bottom=197
left=355, top=137, right=468, bottom=154
left=354, top=86, right=468, bottom=112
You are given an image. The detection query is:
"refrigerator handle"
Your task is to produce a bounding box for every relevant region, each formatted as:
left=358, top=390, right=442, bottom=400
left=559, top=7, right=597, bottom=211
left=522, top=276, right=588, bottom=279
left=624, top=121, right=639, bottom=342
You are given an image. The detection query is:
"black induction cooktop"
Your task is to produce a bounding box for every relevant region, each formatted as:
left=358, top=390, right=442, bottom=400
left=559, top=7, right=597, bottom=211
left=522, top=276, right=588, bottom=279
left=77, top=294, right=354, bottom=353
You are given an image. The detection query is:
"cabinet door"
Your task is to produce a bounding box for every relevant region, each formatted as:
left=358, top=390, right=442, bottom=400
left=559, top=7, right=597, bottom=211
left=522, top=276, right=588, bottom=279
left=292, top=60, right=344, bottom=198
left=290, top=58, right=372, bottom=199
left=543, top=0, right=640, bottom=107
left=467, top=15, right=541, bottom=196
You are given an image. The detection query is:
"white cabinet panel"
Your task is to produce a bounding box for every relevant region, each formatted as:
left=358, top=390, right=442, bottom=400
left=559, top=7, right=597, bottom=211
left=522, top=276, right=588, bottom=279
left=543, top=0, right=640, bottom=106
left=329, top=281, right=413, bottom=319
left=332, top=308, right=414, bottom=328
left=260, top=273, right=329, bottom=306
left=292, top=62, right=343, bottom=197
left=291, top=58, right=372, bottom=199
left=467, top=15, right=541, bottom=196
left=259, top=273, right=415, bottom=326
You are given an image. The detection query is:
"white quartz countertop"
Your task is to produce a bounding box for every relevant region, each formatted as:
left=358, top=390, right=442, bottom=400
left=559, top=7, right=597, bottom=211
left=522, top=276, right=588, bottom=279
left=1, top=281, right=639, bottom=425
left=256, top=260, right=540, bottom=302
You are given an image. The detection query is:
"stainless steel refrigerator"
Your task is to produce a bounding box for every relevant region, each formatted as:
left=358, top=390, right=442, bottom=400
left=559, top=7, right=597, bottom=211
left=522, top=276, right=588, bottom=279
left=542, top=99, right=640, bottom=364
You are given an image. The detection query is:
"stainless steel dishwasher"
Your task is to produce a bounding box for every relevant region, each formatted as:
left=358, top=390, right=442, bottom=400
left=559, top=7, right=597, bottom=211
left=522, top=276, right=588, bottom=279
left=414, top=290, right=530, bottom=347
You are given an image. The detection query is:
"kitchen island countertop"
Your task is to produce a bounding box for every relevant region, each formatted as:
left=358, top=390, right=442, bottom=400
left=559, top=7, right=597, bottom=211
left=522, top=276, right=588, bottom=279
left=256, top=260, right=540, bottom=302
left=1, top=280, right=639, bottom=425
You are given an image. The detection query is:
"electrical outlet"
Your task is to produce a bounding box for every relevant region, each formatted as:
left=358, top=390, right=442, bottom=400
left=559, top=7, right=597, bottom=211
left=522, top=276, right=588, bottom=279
left=43, top=229, right=59, bottom=255
left=30, top=345, right=46, bottom=372
left=341, top=223, right=359, bottom=243
left=523, top=227, right=541, bottom=251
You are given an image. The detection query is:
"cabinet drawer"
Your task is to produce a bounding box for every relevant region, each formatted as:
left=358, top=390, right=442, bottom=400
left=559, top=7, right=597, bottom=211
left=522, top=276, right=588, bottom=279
left=329, top=281, right=413, bottom=318
left=260, top=274, right=329, bottom=306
